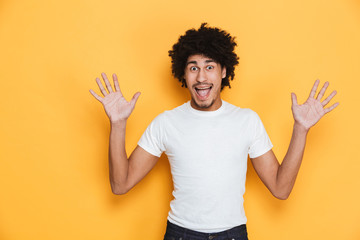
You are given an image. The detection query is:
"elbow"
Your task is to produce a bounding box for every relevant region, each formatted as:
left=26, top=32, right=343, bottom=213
left=112, top=188, right=128, bottom=195
left=271, top=188, right=291, bottom=200
left=274, top=193, right=289, bottom=200
left=110, top=182, right=129, bottom=195
left=272, top=192, right=290, bottom=200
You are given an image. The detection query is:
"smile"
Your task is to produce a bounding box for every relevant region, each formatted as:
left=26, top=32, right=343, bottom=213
left=195, top=86, right=212, bottom=100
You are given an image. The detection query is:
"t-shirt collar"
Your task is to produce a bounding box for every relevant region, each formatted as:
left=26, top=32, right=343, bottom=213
left=186, top=99, right=226, bottom=116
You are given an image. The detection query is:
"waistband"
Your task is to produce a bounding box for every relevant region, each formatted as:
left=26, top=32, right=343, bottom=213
left=165, top=220, right=247, bottom=239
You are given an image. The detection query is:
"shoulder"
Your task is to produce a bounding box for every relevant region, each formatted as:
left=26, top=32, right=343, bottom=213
left=150, top=102, right=187, bottom=123
left=223, top=101, right=259, bottom=119
left=160, top=102, right=188, bottom=119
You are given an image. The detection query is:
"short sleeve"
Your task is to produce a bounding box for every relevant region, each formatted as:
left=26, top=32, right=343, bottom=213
left=137, top=114, right=166, bottom=157
left=248, top=112, right=273, bottom=158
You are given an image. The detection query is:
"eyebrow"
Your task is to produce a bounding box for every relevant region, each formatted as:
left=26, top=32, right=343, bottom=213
left=186, top=59, right=216, bottom=66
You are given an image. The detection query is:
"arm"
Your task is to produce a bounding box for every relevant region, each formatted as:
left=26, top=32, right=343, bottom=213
left=251, top=80, right=339, bottom=200
left=90, top=73, right=159, bottom=195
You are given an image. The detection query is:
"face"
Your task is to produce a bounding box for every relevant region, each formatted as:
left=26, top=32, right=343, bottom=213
left=184, top=54, right=226, bottom=111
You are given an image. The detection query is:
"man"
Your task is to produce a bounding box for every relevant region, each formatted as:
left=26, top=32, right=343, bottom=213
left=90, top=23, right=338, bottom=240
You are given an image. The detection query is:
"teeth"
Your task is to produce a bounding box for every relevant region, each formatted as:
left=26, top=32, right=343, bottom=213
left=196, top=87, right=211, bottom=90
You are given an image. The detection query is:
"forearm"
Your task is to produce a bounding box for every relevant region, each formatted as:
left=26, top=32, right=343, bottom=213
left=255, top=80, right=338, bottom=200
left=108, top=120, right=129, bottom=194
left=276, top=123, right=308, bottom=199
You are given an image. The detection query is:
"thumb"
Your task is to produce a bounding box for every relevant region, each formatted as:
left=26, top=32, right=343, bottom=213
left=291, top=92, right=298, bottom=106
left=130, top=92, right=141, bottom=107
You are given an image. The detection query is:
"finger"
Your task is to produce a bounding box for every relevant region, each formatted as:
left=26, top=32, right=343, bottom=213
left=89, top=89, right=103, bottom=102
left=101, top=72, right=114, bottom=93
left=316, top=81, right=329, bottom=101
left=322, top=90, right=337, bottom=107
left=308, top=79, right=320, bottom=99
left=130, top=92, right=141, bottom=108
left=324, top=102, right=339, bottom=114
left=96, top=77, right=108, bottom=96
left=112, top=73, right=123, bottom=95
left=291, top=93, right=298, bottom=106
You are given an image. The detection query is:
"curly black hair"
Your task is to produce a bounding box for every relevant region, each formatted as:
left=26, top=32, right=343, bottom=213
left=168, top=23, right=239, bottom=90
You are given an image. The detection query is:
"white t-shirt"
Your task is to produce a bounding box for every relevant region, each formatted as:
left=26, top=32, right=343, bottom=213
left=138, top=100, right=273, bottom=232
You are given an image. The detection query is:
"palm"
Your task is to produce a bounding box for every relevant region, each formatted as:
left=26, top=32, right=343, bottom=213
left=292, top=98, right=325, bottom=129
left=90, top=73, right=141, bottom=123
left=102, top=92, right=135, bottom=122
left=291, top=80, right=338, bottom=131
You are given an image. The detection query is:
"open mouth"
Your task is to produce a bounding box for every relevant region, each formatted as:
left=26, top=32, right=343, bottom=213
left=195, top=86, right=212, bottom=100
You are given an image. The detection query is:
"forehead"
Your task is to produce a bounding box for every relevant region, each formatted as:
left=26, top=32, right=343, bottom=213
left=186, top=54, right=218, bottom=65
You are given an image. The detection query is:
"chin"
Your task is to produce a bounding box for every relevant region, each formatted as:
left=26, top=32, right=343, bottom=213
left=193, top=99, right=215, bottom=110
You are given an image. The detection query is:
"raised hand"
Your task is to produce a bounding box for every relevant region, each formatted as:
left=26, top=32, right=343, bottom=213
left=89, top=72, right=141, bottom=123
left=291, top=79, right=339, bottom=131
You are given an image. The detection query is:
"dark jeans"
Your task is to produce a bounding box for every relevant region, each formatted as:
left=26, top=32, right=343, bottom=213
left=163, top=220, right=248, bottom=240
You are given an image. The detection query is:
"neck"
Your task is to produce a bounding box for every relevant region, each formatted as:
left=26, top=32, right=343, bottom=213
left=190, top=98, right=222, bottom=111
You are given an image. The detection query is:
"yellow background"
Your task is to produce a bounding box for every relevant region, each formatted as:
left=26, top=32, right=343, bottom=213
left=1, top=0, right=359, bottom=239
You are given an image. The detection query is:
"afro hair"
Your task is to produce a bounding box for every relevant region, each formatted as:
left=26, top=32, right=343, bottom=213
left=168, top=23, right=239, bottom=90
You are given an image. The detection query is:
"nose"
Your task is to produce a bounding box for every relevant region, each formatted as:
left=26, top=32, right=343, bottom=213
left=196, top=68, right=207, bottom=83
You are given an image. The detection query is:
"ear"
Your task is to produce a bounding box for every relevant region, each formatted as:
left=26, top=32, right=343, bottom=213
left=221, top=66, right=226, bottom=79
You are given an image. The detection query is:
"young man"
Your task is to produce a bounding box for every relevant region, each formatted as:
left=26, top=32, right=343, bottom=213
left=90, top=23, right=338, bottom=240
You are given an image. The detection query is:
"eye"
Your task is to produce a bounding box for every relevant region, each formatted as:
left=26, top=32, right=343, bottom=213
left=190, top=66, right=198, bottom=71
left=206, top=65, right=214, bottom=70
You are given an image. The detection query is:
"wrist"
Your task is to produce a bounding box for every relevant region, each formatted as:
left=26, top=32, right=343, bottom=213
left=293, top=122, right=309, bottom=135
left=110, top=119, right=127, bottom=128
